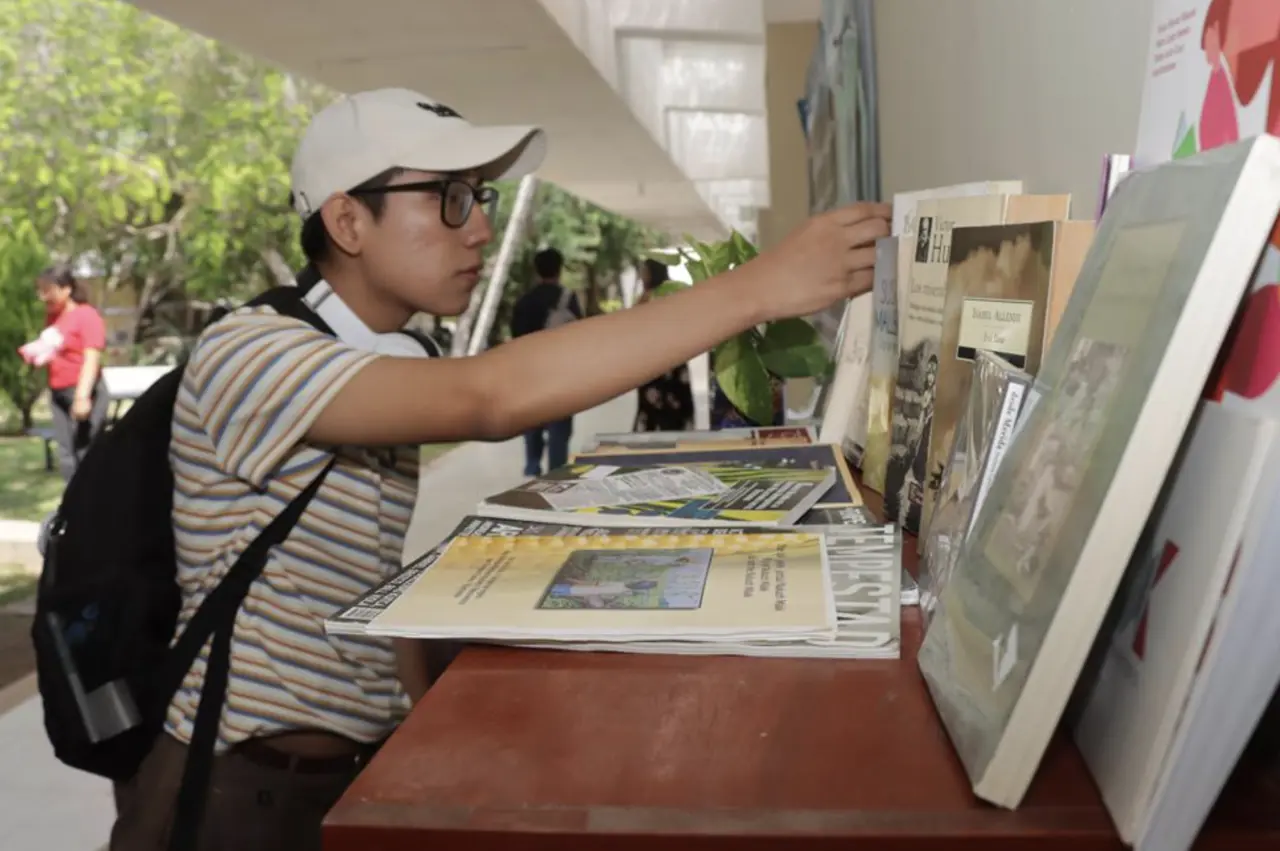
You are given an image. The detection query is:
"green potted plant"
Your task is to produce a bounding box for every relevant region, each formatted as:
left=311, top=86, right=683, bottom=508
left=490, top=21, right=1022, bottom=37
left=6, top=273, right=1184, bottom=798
left=648, top=231, right=831, bottom=428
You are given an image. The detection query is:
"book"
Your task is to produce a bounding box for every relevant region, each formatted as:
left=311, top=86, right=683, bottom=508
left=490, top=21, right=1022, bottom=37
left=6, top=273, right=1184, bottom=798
left=515, top=523, right=902, bottom=659
left=580, top=426, right=817, bottom=454
left=1073, top=401, right=1279, bottom=848
left=477, top=461, right=835, bottom=528
left=920, top=351, right=1031, bottom=622
left=327, top=517, right=902, bottom=659
left=916, top=135, right=1280, bottom=810
left=815, top=294, right=874, bottom=465
left=570, top=444, right=861, bottom=509
left=862, top=236, right=899, bottom=494
left=327, top=516, right=774, bottom=637
left=884, top=192, right=1071, bottom=534
left=361, top=531, right=837, bottom=643
left=920, top=221, right=1058, bottom=536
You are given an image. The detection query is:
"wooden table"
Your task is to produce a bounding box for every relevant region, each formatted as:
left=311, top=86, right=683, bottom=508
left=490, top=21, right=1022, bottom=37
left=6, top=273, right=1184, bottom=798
left=324, top=490, right=1280, bottom=850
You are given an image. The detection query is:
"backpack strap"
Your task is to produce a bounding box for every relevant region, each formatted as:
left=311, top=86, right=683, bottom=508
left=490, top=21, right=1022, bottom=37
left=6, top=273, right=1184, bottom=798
left=165, top=456, right=336, bottom=851
left=165, top=281, right=338, bottom=850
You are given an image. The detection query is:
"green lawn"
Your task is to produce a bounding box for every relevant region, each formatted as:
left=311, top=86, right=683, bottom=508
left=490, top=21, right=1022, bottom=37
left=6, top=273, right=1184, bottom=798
left=0, top=436, right=64, bottom=523
left=0, top=425, right=459, bottom=525
left=0, top=567, right=37, bottom=608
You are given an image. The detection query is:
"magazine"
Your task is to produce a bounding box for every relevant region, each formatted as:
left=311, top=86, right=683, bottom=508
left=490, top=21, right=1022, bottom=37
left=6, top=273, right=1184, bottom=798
left=328, top=517, right=903, bottom=659
left=477, top=461, right=835, bottom=528
left=360, top=531, right=837, bottom=643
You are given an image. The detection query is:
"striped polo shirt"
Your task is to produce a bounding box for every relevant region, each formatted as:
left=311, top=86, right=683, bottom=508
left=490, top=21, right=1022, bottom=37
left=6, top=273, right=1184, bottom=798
left=164, top=305, right=418, bottom=751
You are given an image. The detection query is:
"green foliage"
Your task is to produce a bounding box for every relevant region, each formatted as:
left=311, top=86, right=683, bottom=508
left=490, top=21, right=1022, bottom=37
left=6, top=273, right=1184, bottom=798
left=664, top=231, right=825, bottom=424
left=0, top=223, right=52, bottom=429
left=486, top=181, right=664, bottom=347
left=711, top=334, right=776, bottom=427
left=0, top=0, right=329, bottom=347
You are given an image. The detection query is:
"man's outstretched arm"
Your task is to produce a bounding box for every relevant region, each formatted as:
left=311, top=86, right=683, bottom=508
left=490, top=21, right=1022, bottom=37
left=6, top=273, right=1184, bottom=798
left=307, top=202, right=890, bottom=447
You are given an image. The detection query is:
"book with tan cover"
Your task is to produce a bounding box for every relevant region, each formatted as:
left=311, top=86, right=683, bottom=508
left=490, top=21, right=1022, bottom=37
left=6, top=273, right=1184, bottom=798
left=363, top=531, right=837, bottom=642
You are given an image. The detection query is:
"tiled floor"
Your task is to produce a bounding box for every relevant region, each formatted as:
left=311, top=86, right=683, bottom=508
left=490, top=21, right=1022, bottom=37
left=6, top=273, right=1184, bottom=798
left=0, top=394, right=636, bottom=851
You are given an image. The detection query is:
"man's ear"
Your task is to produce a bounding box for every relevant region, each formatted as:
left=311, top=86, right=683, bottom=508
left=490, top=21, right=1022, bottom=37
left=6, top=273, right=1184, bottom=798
left=320, top=195, right=369, bottom=258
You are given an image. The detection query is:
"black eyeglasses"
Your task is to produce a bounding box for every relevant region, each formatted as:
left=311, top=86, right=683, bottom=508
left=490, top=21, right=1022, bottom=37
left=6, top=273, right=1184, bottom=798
left=349, top=179, right=499, bottom=229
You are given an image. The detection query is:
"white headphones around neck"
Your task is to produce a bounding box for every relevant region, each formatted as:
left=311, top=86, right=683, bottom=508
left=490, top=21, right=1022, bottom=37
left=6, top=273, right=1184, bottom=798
left=300, top=278, right=442, bottom=359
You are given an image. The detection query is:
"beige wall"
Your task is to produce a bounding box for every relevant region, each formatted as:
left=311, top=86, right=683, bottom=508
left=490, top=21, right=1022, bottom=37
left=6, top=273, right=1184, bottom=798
left=758, top=21, right=818, bottom=251
left=874, top=0, right=1154, bottom=214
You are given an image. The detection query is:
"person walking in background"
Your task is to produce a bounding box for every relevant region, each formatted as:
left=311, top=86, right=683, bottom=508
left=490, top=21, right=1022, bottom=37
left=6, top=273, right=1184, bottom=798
left=510, top=247, right=582, bottom=476
left=632, top=258, right=695, bottom=432
left=20, top=265, right=109, bottom=481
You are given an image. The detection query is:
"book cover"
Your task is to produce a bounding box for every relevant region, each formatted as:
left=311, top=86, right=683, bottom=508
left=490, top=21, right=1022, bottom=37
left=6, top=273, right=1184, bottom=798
left=1134, top=0, right=1280, bottom=421
left=478, top=461, right=836, bottom=528
left=580, top=426, right=817, bottom=455
left=862, top=236, right=899, bottom=494
left=920, top=352, right=1032, bottom=623
left=816, top=293, right=874, bottom=464
left=327, top=517, right=773, bottom=636
left=885, top=193, right=1012, bottom=533
left=920, top=221, right=1057, bottom=536
left=917, top=135, right=1280, bottom=809
left=886, top=194, right=1072, bottom=534
left=514, top=522, right=903, bottom=659
left=570, top=444, right=860, bottom=509
left=1073, top=402, right=1277, bottom=844
left=363, top=532, right=837, bottom=642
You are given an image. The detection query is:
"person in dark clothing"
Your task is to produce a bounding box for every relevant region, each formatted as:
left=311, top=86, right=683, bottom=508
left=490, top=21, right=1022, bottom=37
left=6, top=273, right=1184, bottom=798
left=632, top=259, right=695, bottom=432
left=510, top=247, right=582, bottom=476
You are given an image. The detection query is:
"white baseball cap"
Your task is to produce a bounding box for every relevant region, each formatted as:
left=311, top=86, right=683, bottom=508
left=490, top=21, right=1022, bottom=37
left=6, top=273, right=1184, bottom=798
left=290, top=87, right=547, bottom=218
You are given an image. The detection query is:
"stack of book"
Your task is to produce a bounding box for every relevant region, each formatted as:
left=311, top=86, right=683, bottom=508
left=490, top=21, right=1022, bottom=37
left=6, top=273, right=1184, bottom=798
left=326, top=426, right=907, bottom=660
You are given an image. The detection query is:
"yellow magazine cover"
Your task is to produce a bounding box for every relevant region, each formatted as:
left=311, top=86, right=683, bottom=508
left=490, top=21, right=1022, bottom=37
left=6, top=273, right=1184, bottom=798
left=365, top=532, right=836, bottom=642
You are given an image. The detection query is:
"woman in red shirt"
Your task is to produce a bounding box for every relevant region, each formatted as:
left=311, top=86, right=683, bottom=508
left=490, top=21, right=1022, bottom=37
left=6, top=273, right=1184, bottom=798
left=32, top=266, right=108, bottom=481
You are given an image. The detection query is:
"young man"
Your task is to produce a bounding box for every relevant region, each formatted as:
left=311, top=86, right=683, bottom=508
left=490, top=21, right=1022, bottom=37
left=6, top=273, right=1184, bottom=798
left=510, top=246, right=582, bottom=476
left=108, top=87, right=890, bottom=850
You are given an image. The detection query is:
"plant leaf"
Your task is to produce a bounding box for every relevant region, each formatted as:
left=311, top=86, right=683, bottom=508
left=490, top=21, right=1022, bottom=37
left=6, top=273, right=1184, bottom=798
left=758, top=318, right=829, bottom=378
left=685, top=257, right=712, bottom=283
left=651, top=280, right=688, bottom=298
left=729, top=230, right=758, bottom=264
left=646, top=249, right=681, bottom=266
left=713, top=335, right=775, bottom=426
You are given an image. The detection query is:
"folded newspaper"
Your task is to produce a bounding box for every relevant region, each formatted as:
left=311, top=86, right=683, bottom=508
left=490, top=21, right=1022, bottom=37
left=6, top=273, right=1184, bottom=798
left=326, top=517, right=902, bottom=658
left=476, top=461, right=835, bottom=528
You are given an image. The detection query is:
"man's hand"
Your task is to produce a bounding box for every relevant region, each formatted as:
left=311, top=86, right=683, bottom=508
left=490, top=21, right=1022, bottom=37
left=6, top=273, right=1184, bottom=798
left=745, top=201, right=892, bottom=323
left=70, top=395, right=92, bottom=421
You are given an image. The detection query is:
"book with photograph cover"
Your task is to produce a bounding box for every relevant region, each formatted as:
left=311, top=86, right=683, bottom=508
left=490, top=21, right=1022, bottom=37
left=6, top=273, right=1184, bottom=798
left=360, top=531, right=836, bottom=643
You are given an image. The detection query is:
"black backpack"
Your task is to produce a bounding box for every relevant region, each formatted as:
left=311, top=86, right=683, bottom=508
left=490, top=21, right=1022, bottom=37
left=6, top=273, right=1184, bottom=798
left=31, top=285, right=340, bottom=849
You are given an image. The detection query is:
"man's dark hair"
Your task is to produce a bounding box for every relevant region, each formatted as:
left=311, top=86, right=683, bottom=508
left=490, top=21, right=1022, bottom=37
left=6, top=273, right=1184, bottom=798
left=294, top=167, right=405, bottom=266
left=534, top=247, right=563, bottom=281
left=642, top=258, right=669, bottom=291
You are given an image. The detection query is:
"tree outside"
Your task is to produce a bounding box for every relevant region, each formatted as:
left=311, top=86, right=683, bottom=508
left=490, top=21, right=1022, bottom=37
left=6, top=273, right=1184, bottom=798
left=0, top=0, right=665, bottom=433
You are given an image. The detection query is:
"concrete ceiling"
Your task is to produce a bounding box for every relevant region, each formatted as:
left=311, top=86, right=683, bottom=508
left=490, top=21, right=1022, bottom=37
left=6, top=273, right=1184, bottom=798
left=123, top=0, right=820, bottom=241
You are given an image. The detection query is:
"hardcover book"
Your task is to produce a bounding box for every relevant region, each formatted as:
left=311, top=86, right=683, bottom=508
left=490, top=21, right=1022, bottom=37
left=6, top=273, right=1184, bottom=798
left=1073, top=401, right=1278, bottom=847
left=916, top=135, right=1280, bottom=809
